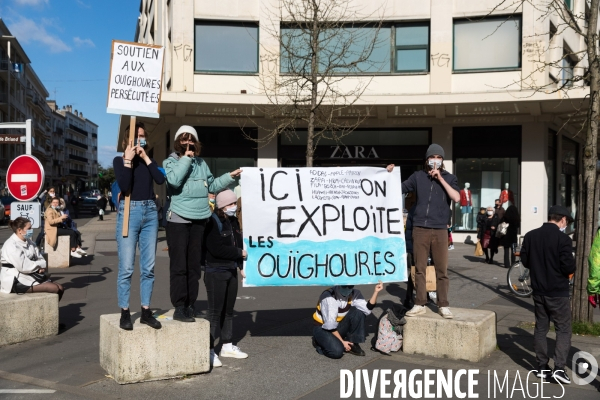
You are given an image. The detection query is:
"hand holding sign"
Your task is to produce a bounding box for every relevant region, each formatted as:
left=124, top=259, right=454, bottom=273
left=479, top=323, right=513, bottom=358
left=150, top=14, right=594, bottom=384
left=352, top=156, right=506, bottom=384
left=230, top=169, right=243, bottom=178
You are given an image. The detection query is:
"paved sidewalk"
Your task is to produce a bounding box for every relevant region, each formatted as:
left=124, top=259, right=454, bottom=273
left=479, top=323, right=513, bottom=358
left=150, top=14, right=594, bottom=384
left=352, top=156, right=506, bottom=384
left=0, top=216, right=599, bottom=399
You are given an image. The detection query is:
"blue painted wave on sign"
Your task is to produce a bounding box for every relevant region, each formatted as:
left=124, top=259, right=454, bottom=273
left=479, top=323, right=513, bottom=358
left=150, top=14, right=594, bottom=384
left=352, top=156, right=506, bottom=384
left=243, top=236, right=407, bottom=287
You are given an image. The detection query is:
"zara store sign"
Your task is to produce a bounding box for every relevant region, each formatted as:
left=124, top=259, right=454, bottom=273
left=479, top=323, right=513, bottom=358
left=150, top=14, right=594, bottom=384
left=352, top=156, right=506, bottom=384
left=330, top=145, right=380, bottom=159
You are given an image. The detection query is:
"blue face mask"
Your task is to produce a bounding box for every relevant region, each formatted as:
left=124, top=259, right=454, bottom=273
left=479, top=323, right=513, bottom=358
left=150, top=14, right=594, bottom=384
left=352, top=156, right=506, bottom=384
left=338, top=286, right=353, bottom=297
left=24, top=229, right=33, bottom=240
left=136, top=138, right=147, bottom=148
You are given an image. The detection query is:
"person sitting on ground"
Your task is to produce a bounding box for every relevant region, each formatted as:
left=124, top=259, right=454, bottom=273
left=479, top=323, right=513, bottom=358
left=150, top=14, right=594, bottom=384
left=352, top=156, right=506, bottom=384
left=45, top=197, right=84, bottom=258
left=312, top=282, right=384, bottom=359
left=0, top=217, right=64, bottom=299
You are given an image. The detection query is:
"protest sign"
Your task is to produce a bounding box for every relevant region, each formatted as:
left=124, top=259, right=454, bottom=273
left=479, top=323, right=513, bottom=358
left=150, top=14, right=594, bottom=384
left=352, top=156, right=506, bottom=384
left=106, top=40, right=164, bottom=118
left=242, top=167, right=407, bottom=287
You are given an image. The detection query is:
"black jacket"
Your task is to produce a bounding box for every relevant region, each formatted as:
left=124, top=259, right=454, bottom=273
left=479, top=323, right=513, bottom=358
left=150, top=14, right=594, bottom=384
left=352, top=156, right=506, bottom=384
left=476, top=213, right=487, bottom=238
left=499, top=217, right=519, bottom=247
left=405, top=205, right=415, bottom=254
left=401, top=170, right=459, bottom=229
left=521, top=223, right=575, bottom=297
left=204, top=214, right=244, bottom=271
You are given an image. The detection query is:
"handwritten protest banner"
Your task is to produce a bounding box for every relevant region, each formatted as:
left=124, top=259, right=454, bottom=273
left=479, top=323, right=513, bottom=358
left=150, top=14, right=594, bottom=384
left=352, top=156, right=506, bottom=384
left=242, top=167, right=407, bottom=287
left=106, top=40, right=164, bottom=118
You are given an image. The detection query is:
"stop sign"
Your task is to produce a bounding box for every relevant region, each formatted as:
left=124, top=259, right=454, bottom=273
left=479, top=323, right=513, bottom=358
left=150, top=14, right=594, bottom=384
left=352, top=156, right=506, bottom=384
left=7, top=155, right=45, bottom=201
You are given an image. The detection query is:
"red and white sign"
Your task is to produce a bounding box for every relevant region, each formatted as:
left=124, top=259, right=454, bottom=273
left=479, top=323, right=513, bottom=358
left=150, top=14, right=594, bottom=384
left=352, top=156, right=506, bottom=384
left=7, top=155, right=45, bottom=202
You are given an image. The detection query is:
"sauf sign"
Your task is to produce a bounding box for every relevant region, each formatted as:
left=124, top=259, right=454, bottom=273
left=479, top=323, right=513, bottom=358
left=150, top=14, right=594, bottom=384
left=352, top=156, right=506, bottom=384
left=241, top=167, right=407, bottom=287
left=330, top=146, right=379, bottom=159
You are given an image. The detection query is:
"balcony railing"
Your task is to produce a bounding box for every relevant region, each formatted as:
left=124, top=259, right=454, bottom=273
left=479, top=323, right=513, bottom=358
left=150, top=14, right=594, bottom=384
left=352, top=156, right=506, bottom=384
left=65, top=138, right=88, bottom=150
left=69, top=154, right=88, bottom=163
left=68, top=124, right=88, bottom=136
left=70, top=169, right=88, bottom=177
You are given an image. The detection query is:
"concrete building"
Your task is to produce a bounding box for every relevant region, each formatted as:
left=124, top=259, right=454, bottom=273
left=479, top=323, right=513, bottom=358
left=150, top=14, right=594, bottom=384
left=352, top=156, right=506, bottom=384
left=127, top=0, right=592, bottom=238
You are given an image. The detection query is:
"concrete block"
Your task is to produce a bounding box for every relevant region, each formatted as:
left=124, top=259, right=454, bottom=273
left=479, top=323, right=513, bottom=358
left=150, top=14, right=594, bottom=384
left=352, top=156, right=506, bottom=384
left=0, top=293, right=59, bottom=347
left=46, top=235, right=70, bottom=268
left=403, top=307, right=496, bottom=363
left=100, top=310, right=210, bottom=384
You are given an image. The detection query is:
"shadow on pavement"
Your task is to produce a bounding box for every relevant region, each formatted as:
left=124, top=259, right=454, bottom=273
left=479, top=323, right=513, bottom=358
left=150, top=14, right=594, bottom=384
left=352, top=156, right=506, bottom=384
left=59, top=302, right=86, bottom=333
left=60, top=266, right=112, bottom=290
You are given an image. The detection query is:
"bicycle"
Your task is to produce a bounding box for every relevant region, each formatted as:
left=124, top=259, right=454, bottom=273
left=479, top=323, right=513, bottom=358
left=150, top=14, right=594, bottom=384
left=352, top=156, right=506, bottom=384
left=507, top=244, right=533, bottom=297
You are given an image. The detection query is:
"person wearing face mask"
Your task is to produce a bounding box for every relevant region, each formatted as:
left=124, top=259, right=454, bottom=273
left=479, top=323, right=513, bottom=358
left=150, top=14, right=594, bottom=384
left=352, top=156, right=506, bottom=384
left=45, top=197, right=83, bottom=258
left=163, top=126, right=242, bottom=324
left=41, top=187, right=57, bottom=210
left=520, top=205, right=575, bottom=384
left=113, top=121, right=165, bottom=331
left=203, top=189, right=247, bottom=367
left=312, top=283, right=384, bottom=359
left=481, top=206, right=499, bottom=264
left=494, top=198, right=505, bottom=222
left=0, top=217, right=64, bottom=297
left=386, top=144, right=460, bottom=319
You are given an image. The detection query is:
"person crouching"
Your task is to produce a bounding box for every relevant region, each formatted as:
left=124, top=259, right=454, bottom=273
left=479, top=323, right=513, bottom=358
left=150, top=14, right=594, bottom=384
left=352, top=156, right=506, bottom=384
left=312, top=283, right=383, bottom=359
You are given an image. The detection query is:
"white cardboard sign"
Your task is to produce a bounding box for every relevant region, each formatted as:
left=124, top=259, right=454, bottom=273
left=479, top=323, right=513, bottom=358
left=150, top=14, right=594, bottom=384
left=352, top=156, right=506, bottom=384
left=106, top=40, right=164, bottom=118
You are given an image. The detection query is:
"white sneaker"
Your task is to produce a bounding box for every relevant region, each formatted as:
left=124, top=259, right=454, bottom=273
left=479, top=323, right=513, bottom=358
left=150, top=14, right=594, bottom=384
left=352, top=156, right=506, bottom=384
left=405, top=305, right=426, bottom=317
left=220, top=344, right=248, bottom=359
left=210, top=349, right=222, bottom=368
left=438, top=307, right=454, bottom=319
left=448, top=245, right=454, bottom=250
left=70, top=251, right=82, bottom=258
left=76, top=248, right=87, bottom=255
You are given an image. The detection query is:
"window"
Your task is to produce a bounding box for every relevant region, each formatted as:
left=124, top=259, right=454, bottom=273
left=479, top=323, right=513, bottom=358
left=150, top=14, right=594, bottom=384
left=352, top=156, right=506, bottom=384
left=280, top=25, right=391, bottom=74
left=453, top=16, right=521, bottom=71
left=564, top=0, right=572, bottom=10
left=195, top=21, right=259, bottom=73
left=395, top=24, right=429, bottom=72
left=562, top=47, right=576, bottom=87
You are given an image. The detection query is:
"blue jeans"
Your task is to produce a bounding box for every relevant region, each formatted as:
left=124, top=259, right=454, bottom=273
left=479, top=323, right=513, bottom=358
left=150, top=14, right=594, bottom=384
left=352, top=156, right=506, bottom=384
left=116, top=200, right=158, bottom=309
left=312, top=307, right=366, bottom=359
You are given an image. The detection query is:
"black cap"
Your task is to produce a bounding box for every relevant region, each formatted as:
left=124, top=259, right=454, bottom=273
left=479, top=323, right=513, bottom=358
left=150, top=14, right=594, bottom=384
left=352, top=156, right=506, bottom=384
left=549, top=205, right=571, bottom=218
left=425, top=144, right=445, bottom=159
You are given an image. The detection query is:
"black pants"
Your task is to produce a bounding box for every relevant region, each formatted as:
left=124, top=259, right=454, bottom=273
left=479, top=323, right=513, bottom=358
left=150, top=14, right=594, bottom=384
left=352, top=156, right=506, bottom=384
left=533, top=295, right=572, bottom=369
left=312, top=307, right=366, bottom=359
left=503, top=246, right=515, bottom=268
left=204, top=269, right=238, bottom=349
left=56, top=228, right=77, bottom=249
left=167, top=220, right=206, bottom=307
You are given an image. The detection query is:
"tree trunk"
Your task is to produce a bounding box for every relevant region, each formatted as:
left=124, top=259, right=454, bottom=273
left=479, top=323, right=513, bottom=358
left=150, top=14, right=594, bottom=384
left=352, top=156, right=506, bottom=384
left=306, top=0, right=319, bottom=167
left=572, top=0, right=599, bottom=323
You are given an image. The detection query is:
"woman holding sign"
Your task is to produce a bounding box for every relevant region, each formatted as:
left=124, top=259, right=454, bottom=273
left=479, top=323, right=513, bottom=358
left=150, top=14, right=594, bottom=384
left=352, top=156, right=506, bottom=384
left=163, top=125, right=241, bottom=325
left=113, top=122, right=165, bottom=331
left=387, top=144, right=460, bottom=319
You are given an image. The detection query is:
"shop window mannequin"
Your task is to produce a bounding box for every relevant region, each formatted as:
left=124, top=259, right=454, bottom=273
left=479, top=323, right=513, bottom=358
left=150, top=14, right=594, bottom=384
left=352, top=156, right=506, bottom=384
left=459, top=182, right=472, bottom=229
left=499, top=183, right=514, bottom=210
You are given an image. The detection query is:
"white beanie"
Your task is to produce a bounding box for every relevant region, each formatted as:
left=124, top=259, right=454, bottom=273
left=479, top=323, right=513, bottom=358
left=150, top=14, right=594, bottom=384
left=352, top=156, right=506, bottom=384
left=174, top=125, right=199, bottom=142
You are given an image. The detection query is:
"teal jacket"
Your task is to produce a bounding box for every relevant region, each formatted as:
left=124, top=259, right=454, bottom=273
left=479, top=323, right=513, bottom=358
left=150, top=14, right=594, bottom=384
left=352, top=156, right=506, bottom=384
left=163, top=152, right=234, bottom=220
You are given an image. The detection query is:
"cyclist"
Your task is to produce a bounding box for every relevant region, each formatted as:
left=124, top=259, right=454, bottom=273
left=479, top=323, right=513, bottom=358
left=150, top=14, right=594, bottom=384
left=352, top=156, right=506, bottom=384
left=520, top=205, right=575, bottom=384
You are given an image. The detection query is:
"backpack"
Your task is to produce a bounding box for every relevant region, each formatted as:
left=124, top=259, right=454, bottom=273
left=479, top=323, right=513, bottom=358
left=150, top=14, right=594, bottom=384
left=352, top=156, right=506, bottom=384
left=111, top=181, right=120, bottom=207
left=371, top=304, right=407, bottom=355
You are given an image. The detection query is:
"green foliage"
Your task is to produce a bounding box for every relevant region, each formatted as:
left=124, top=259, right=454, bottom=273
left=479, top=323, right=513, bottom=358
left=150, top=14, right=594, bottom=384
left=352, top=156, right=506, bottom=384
left=98, top=166, right=116, bottom=192
left=572, top=321, right=600, bottom=336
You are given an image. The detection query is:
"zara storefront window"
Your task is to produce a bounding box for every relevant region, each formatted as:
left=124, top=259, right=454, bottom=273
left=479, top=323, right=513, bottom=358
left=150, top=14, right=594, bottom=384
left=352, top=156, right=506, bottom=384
left=452, top=126, right=521, bottom=232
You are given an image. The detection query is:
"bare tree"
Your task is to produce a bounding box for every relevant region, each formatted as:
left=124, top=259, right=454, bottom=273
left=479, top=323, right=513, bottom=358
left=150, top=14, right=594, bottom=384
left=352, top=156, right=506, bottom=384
left=488, top=0, right=598, bottom=323
left=253, top=0, right=386, bottom=166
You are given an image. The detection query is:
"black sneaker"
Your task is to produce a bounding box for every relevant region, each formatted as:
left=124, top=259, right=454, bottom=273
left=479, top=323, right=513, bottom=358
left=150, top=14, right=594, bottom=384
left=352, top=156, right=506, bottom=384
left=348, top=343, right=365, bottom=356
left=535, top=365, right=553, bottom=379
left=119, top=309, right=133, bottom=330
left=553, top=369, right=571, bottom=384
left=140, top=308, right=162, bottom=329
left=186, top=305, right=199, bottom=319
left=173, top=305, right=195, bottom=322
left=311, top=337, right=324, bottom=355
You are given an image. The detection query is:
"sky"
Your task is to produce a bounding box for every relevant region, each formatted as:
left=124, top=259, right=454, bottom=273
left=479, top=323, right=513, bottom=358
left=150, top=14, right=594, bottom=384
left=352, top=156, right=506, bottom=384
left=0, top=0, right=141, bottom=167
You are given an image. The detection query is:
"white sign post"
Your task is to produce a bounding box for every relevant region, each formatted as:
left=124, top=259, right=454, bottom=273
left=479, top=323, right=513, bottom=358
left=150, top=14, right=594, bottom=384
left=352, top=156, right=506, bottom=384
left=241, top=167, right=407, bottom=287
left=11, top=202, right=41, bottom=229
left=106, top=40, right=164, bottom=236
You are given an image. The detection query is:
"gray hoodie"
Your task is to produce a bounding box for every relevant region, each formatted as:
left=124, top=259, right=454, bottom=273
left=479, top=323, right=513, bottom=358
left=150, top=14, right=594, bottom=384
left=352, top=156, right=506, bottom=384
left=401, top=170, right=459, bottom=229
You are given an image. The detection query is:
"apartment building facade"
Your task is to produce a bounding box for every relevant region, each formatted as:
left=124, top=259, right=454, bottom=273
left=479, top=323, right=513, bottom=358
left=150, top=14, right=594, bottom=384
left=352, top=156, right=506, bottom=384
left=0, top=19, right=99, bottom=196
left=129, top=0, right=591, bottom=238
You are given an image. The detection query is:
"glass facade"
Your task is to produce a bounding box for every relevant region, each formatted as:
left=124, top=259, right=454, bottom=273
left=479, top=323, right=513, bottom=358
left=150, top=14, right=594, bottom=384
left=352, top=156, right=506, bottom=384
left=453, top=16, right=521, bottom=71
left=453, top=158, right=520, bottom=231
left=195, top=21, right=259, bottom=73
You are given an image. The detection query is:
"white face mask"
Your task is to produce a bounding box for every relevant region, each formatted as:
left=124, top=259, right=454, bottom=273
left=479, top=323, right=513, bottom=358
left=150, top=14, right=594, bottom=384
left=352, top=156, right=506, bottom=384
left=559, top=227, right=566, bottom=232
left=49, top=192, right=55, bottom=197
left=225, top=205, right=237, bottom=216
left=487, top=211, right=494, bottom=215
left=428, top=159, right=442, bottom=170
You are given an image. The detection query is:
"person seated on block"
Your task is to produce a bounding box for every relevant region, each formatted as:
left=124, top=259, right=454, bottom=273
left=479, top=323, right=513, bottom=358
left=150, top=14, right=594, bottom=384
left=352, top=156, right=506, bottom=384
left=57, top=198, right=86, bottom=256
left=45, top=197, right=84, bottom=258
left=312, top=282, right=384, bottom=359
left=0, top=217, right=64, bottom=299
